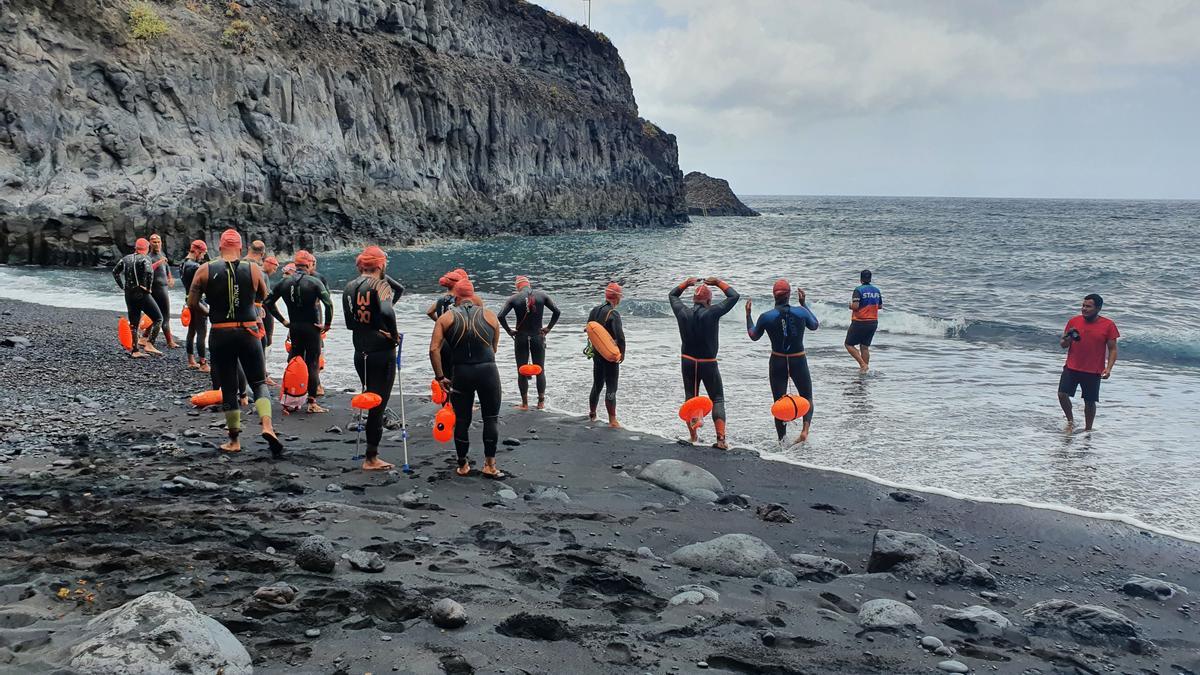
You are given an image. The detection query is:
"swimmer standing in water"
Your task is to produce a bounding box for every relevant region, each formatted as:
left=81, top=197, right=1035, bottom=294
left=670, top=276, right=739, bottom=449
left=499, top=275, right=561, bottom=410
left=747, top=279, right=819, bottom=444
left=587, top=283, right=626, bottom=428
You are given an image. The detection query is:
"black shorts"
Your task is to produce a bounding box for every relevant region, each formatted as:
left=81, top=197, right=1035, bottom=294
left=845, top=321, right=878, bottom=346
left=1058, top=367, right=1101, bottom=403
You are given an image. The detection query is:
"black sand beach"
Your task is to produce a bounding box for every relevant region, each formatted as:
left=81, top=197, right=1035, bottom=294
left=0, top=297, right=1197, bottom=674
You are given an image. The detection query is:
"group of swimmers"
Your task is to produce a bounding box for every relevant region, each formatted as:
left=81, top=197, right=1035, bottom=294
left=113, top=229, right=893, bottom=477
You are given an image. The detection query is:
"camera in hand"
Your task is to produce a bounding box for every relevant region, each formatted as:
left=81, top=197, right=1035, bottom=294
left=1066, top=328, right=1081, bottom=341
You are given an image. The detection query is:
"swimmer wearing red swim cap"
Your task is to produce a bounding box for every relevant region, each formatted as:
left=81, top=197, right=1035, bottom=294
left=499, top=275, right=562, bottom=410
left=587, top=282, right=626, bottom=428
left=669, top=276, right=740, bottom=449
left=746, top=278, right=820, bottom=444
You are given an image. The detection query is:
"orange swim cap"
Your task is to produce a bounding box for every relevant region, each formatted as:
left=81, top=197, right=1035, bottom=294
left=605, top=282, right=623, bottom=301
left=694, top=284, right=712, bottom=304
left=219, top=229, right=242, bottom=251
left=134, top=238, right=149, bottom=254
left=773, top=278, right=790, bottom=299
left=356, top=245, right=387, bottom=272
left=282, top=263, right=296, bottom=275
left=294, top=250, right=316, bottom=269
left=453, top=278, right=475, bottom=300
left=190, top=240, right=208, bottom=254
left=515, top=275, right=530, bottom=290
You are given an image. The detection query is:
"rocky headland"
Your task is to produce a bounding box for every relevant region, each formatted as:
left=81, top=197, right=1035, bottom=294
left=0, top=0, right=687, bottom=266
left=1, top=296, right=1199, bottom=673
left=684, top=171, right=759, bottom=217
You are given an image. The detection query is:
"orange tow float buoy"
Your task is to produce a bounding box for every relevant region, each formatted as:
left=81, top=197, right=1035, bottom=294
left=181, top=306, right=191, bottom=328
left=430, top=379, right=449, bottom=405
left=190, top=389, right=223, bottom=407
left=770, top=395, right=811, bottom=422
left=319, top=355, right=326, bottom=371
left=284, top=338, right=292, bottom=353
left=586, top=321, right=622, bottom=362
left=139, top=314, right=152, bottom=331
left=518, top=364, right=543, bottom=377
left=351, top=392, right=383, bottom=411
left=433, top=404, right=455, bottom=443
left=118, top=316, right=133, bottom=351
left=678, top=396, right=714, bottom=429
left=281, top=356, right=309, bottom=397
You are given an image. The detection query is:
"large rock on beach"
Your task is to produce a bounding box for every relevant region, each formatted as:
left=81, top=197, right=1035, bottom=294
left=684, top=171, right=760, bottom=217
left=0, top=0, right=687, bottom=266
left=936, top=604, right=1014, bottom=637
left=1022, top=599, right=1155, bottom=654
left=668, top=534, right=782, bottom=577
left=1121, top=574, right=1187, bottom=600
left=637, top=459, right=724, bottom=501
left=857, top=599, right=923, bottom=631
left=68, top=591, right=252, bottom=674
left=867, top=530, right=996, bottom=587
left=296, top=535, right=337, bottom=574
left=430, top=598, right=468, bottom=629
left=789, top=553, right=852, bottom=582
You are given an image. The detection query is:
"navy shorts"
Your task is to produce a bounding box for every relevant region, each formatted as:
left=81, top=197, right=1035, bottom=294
left=1058, top=367, right=1101, bottom=403
left=845, top=320, right=878, bottom=347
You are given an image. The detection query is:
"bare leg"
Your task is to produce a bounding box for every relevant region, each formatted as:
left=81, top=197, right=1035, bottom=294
left=362, top=446, right=394, bottom=471
left=795, top=418, right=811, bottom=443
left=1058, top=392, right=1074, bottom=429
left=846, top=345, right=867, bottom=371
left=1083, top=401, right=1096, bottom=431
left=606, top=400, right=621, bottom=428
left=861, top=345, right=871, bottom=368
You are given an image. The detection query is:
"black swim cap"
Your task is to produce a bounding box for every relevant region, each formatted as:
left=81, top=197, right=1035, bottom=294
left=1084, top=293, right=1103, bottom=310
left=860, top=269, right=872, bottom=283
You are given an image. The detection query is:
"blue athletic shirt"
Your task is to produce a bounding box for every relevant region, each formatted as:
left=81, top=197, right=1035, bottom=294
left=747, top=303, right=819, bottom=353
left=851, top=284, right=882, bottom=322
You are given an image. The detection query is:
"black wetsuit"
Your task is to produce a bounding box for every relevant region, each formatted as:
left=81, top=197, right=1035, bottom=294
left=587, top=302, right=625, bottom=412
left=266, top=271, right=333, bottom=399
left=204, top=260, right=267, bottom=412
left=748, top=302, right=820, bottom=437
left=112, top=252, right=161, bottom=353
left=432, top=292, right=456, bottom=378
left=446, top=304, right=501, bottom=464
left=343, top=275, right=399, bottom=449
left=669, top=283, right=740, bottom=424
left=498, top=287, right=561, bottom=402
left=180, top=257, right=209, bottom=364
left=147, top=251, right=173, bottom=340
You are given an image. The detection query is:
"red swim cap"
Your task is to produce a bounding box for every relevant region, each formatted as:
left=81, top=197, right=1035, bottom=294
left=190, top=239, right=208, bottom=253
left=453, top=278, right=475, bottom=300
left=439, top=268, right=465, bottom=289
left=294, top=250, right=316, bottom=268
left=773, top=278, right=790, bottom=298
left=282, top=263, right=296, bottom=275
left=694, top=284, right=712, bottom=304
left=134, top=238, right=149, bottom=254
left=515, top=275, right=530, bottom=290
left=219, top=229, right=242, bottom=251
left=264, top=256, right=278, bottom=266
left=605, top=282, right=623, bottom=301
left=356, top=245, right=387, bottom=272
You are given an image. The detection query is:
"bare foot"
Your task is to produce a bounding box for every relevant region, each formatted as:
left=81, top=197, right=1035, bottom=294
left=858, top=364, right=869, bottom=373
left=794, top=430, right=810, bottom=444
left=166, top=340, right=180, bottom=349
left=514, top=403, right=529, bottom=411
left=199, top=362, right=211, bottom=373
left=362, top=457, right=394, bottom=471
left=481, top=460, right=505, bottom=479
left=219, top=439, right=241, bottom=453
left=265, top=377, right=278, bottom=387
left=1064, top=419, right=1075, bottom=433
left=455, top=462, right=471, bottom=477
left=130, top=351, right=149, bottom=359
left=306, top=402, right=328, bottom=414
left=537, top=399, right=546, bottom=410
left=608, top=420, right=622, bottom=428
left=712, top=440, right=729, bottom=450
left=588, top=414, right=598, bottom=423
left=239, top=396, right=250, bottom=407
left=187, top=358, right=198, bottom=369
left=144, top=344, right=163, bottom=356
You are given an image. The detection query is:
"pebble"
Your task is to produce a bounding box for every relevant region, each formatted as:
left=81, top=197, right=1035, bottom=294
left=696, top=662, right=708, bottom=669
left=305, top=629, right=321, bottom=638
left=497, top=488, right=518, bottom=500
left=937, top=660, right=970, bottom=673
left=920, top=636, right=944, bottom=651
left=905, top=590, right=917, bottom=601
left=23, top=509, right=49, bottom=518
left=326, top=483, right=343, bottom=493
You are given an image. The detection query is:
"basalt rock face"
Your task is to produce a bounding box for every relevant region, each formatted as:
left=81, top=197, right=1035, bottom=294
left=683, top=171, right=758, bottom=217
left=0, top=0, right=687, bottom=266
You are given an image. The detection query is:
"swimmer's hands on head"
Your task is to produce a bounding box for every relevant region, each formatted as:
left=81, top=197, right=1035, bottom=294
left=704, top=276, right=721, bottom=286
left=796, top=289, right=806, bottom=306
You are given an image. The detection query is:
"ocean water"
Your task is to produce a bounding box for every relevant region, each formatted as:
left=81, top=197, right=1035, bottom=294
left=2, top=195, right=1199, bottom=538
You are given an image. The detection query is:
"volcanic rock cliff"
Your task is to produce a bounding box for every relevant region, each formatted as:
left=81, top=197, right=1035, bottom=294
left=684, top=171, right=758, bottom=217
left=0, top=0, right=687, bottom=265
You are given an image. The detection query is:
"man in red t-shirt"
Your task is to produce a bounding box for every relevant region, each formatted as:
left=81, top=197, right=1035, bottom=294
left=1057, top=293, right=1119, bottom=431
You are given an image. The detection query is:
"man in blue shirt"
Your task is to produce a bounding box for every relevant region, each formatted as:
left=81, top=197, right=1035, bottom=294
left=747, top=279, right=819, bottom=443
left=845, top=269, right=883, bottom=372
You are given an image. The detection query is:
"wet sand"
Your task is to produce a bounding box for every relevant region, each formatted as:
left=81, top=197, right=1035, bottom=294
left=0, top=297, right=1197, bottom=674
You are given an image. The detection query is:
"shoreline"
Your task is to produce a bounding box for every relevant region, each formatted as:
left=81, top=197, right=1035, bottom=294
left=1, top=297, right=1198, bottom=673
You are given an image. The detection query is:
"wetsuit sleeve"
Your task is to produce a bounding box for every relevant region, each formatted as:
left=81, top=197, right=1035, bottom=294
left=544, top=294, right=562, bottom=331
left=611, top=311, right=626, bottom=354
left=801, top=306, right=819, bottom=330
left=264, top=278, right=287, bottom=324
left=139, top=258, right=153, bottom=290
left=384, top=275, right=404, bottom=302
left=668, top=285, right=686, bottom=317
left=112, top=259, right=124, bottom=289
left=497, top=297, right=516, bottom=335
left=713, top=284, right=740, bottom=316
left=378, top=283, right=398, bottom=341
left=747, top=312, right=767, bottom=340
left=318, top=282, right=334, bottom=330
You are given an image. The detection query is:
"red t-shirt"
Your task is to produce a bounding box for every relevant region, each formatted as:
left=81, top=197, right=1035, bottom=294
left=1064, top=315, right=1119, bottom=374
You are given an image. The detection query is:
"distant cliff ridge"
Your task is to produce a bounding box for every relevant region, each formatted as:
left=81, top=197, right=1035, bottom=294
left=683, top=171, right=759, bottom=217
left=0, top=0, right=687, bottom=265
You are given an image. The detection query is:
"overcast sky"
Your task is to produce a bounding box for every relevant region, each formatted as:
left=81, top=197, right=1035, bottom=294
left=533, top=0, right=1200, bottom=199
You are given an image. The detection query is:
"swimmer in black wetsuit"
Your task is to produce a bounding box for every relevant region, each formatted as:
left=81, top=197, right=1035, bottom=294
left=112, top=238, right=162, bottom=358
left=430, top=278, right=505, bottom=478
left=587, top=282, right=626, bottom=427
left=426, top=268, right=466, bottom=321
left=343, top=246, right=400, bottom=471
left=144, top=234, right=177, bottom=349
left=498, top=275, right=561, bottom=410
left=187, top=228, right=283, bottom=457
left=670, top=276, right=740, bottom=449
left=747, top=279, right=820, bottom=443
left=265, top=249, right=333, bottom=414
left=180, top=240, right=211, bottom=372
